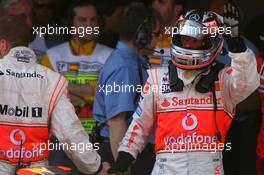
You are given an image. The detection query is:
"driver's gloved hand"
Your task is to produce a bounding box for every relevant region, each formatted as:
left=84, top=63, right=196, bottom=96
left=107, top=152, right=135, bottom=174
left=223, top=0, right=246, bottom=53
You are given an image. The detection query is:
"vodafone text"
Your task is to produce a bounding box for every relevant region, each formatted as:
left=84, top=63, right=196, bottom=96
left=163, top=132, right=232, bottom=153
left=0, top=148, right=43, bottom=159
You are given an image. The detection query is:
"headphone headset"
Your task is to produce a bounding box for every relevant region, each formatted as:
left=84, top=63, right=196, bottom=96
left=133, top=15, right=154, bottom=49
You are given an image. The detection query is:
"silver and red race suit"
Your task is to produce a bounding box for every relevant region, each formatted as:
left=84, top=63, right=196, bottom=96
left=0, top=47, right=101, bottom=175
left=118, top=48, right=259, bottom=175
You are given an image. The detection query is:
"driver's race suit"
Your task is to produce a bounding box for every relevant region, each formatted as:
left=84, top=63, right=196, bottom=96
left=0, top=47, right=101, bottom=175
left=118, top=48, right=259, bottom=175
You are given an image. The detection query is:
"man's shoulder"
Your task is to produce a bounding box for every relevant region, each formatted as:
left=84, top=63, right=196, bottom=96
left=102, top=51, right=127, bottom=69
left=101, top=63, right=133, bottom=79
left=100, top=61, right=139, bottom=86
left=35, top=63, right=63, bottom=80
left=46, top=42, right=69, bottom=55
left=95, top=43, right=113, bottom=52
left=94, top=43, right=113, bottom=56
left=103, top=57, right=138, bottom=75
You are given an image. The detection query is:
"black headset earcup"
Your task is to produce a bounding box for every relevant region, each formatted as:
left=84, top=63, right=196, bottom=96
left=134, top=30, right=150, bottom=49
left=133, top=16, right=153, bottom=49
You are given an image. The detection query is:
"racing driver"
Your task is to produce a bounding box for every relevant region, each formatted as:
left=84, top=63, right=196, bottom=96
left=108, top=3, right=260, bottom=175
left=0, top=15, right=107, bottom=175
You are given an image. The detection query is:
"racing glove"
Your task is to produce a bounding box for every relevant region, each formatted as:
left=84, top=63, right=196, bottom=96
left=224, top=0, right=247, bottom=53
left=107, top=152, right=135, bottom=174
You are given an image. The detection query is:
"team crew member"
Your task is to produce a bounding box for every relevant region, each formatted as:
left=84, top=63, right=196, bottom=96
left=93, top=3, right=160, bottom=175
left=108, top=6, right=259, bottom=175
left=149, top=0, right=184, bottom=67
left=40, top=0, right=112, bottom=125
left=0, top=15, right=107, bottom=175
left=0, top=0, right=33, bottom=28
left=40, top=0, right=112, bottom=173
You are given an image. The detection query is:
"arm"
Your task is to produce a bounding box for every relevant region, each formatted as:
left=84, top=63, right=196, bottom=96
left=220, top=46, right=259, bottom=112
left=51, top=91, right=102, bottom=174
left=118, top=74, right=156, bottom=159
left=220, top=2, right=260, bottom=113
left=108, top=112, right=128, bottom=160
left=68, top=83, right=95, bottom=97
left=108, top=74, right=157, bottom=174
left=102, top=67, right=143, bottom=158
left=68, top=83, right=95, bottom=107
left=40, top=53, right=96, bottom=107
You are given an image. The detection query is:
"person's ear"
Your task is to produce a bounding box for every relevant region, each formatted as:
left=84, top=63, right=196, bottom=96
left=0, top=39, right=11, bottom=58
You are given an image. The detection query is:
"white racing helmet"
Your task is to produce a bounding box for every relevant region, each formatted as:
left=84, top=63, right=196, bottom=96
left=171, top=10, right=224, bottom=69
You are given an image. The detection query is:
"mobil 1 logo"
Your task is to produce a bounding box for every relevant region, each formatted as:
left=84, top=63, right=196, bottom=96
left=0, top=104, right=42, bottom=118
left=32, top=107, right=42, bottom=118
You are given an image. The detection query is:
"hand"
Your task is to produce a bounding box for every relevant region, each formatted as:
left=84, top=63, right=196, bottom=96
left=107, top=152, right=134, bottom=174
left=97, top=162, right=111, bottom=175
left=223, top=0, right=240, bottom=37
left=68, top=83, right=94, bottom=107
left=70, top=94, right=84, bottom=107
left=68, top=83, right=95, bottom=97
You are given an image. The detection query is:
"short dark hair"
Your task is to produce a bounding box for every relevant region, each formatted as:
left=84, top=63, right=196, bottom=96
left=119, top=2, right=160, bottom=41
left=0, top=15, right=30, bottom=47
left=172, top=0, right=184, bottom=7
left=67, top=0, right=97, bottom=23
left=95, top=0, right=126, bottom=17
